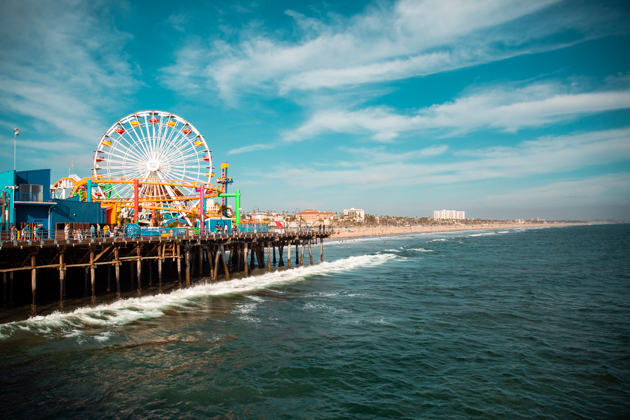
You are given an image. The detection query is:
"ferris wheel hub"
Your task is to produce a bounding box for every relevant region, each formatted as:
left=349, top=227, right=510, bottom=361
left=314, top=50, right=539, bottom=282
left=146, top=159, right=160, bottom=172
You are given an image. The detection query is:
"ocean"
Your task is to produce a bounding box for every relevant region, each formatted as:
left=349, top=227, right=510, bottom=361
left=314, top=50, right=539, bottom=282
left=0, top=224, right=628, bottom=419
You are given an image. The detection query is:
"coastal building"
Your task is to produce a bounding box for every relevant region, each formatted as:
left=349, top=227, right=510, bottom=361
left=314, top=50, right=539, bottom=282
left=296, top=209, right=336, bottom=224
left=251, top=211, right=284, bottom=222
left=433, top=209, right=466, bottom=220
left=0, top=168, right=106, bottom=238
left=343, top=208, right=365, bottom=221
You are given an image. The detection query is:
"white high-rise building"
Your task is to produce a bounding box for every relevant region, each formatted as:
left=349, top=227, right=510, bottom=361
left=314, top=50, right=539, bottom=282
left=433, top=209, right=465, bottom=220
left=343, top=208, right=365, bottom=221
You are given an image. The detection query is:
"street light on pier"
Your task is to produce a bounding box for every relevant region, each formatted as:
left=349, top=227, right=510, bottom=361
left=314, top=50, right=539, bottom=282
left=13, top=128, right=19, bottom=171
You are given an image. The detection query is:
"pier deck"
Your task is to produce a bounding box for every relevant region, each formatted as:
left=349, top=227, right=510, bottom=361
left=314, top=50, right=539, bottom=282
left=0, top=231, right=331, bottom=321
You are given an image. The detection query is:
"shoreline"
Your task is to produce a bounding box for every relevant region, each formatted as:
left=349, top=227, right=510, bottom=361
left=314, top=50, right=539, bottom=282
left=324, top=222, right=606, bottom=241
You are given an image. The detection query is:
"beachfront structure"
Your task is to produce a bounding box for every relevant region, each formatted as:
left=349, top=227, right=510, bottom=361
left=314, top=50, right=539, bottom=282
left=343, top=208, right=365, bottom=221
left=296, top=209, right=336, bottom=224
left=433, top=209, right=466, bottom=220
left=0, top=168, right=106, bottom=238
left=251, top=211, right=284, bottom=222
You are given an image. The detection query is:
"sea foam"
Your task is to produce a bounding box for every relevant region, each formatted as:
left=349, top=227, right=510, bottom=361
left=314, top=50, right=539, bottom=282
left=0, top=253, right=395, bottom=339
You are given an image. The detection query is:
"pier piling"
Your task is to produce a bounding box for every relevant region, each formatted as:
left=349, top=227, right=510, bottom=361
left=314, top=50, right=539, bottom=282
left=30, top=254, right=37, bottom=316
left=308, top=241, right=313, bottom=265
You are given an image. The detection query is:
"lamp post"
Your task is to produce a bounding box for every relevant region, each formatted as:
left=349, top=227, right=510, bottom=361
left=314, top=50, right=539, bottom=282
left=13, top=128, right=19, bottom=171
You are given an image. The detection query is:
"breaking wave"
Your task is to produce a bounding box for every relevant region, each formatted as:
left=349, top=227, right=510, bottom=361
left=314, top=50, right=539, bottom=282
left=0, top=253, right=395, bottom=340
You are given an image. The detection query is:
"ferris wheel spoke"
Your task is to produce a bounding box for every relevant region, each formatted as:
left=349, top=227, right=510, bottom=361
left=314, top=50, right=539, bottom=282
left=114, top=131, right=149, bottom=160
left=157, top=133, right=189, bottom=163
left=158, top=129, right=194, bottom=161
left=124, top=122, right=154, bottom=161
left=160, top=127, right=183, bottom=164
left=106, top=140, right=149, bottom=164
left=128, top=125, right=151, bottom=156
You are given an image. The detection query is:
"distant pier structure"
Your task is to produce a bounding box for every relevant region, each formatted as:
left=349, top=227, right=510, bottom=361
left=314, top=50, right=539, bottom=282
left=0, top=230, right=330, bottom=319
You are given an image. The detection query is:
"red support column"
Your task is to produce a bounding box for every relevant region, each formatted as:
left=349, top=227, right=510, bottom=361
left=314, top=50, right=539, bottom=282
left=133, top=179, right=141, bottom=224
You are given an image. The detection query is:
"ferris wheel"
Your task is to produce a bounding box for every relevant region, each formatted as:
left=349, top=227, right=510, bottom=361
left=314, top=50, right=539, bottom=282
left=93, top=110, right=212, bottom=214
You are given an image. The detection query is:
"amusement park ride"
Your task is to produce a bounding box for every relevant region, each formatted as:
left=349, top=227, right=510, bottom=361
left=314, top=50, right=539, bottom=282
left=50, top=110, right=240, bottom=229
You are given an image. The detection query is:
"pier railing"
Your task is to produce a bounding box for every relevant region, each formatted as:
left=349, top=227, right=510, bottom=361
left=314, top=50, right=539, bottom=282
left=0, top=225, right=335, bottom=245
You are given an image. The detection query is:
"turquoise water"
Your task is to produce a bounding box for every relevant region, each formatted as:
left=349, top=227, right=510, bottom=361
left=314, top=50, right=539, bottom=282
left=0, top=225, right=629, bottom=418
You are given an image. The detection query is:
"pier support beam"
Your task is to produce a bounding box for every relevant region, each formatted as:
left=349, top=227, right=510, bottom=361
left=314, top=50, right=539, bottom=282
left=320, top=239, right=324, bottom=262
left=158, top=245, right=163, bottom=293
left=295, top=242, right=299, bottom=265
left=278, top=246, right=284, bottom=267
left=213, top=246, right=220, bottom=280
left=115, top=247, right=121, bottom=299
left=90, top=248, right=96, bottom=305
left=177, top=244, right=182, bottom=288
left=31, top=254, right=37, bottom=316
left=221, top=245, right=230, bottom=280
left=136, top=245, right=142, bottom=296
left=288, top=241, right=291, bottom=268
left=267, top=243, right=271, bottom=272
left=185, top=243, right=191, bottom=287
left=243, top=244, right=249, bottom=277
left=300, top=241, right=305, bottom=266
left=308, top=241, right=313, bottom=266
left=206, top=247, right=214, bottom=280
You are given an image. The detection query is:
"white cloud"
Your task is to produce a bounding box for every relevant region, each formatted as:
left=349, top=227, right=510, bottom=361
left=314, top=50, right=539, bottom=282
left=284, top=84, right=630, bottom=141
left=268, top=128, right=630, bottom=187
left=457, top=172, right=630, bottom=219
left=228, top=143, right=275, bottom=155
left=158, top=0, right=626, bottom=101
left=478, top=173, right=630, bottom=206
left=0, top=0, right=139, bottom=151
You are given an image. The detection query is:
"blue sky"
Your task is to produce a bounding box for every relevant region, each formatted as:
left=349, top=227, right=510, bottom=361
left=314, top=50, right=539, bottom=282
left=1, top=0, right=629, bottom=220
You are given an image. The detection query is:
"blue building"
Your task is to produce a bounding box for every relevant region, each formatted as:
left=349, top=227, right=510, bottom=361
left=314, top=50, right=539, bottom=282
left=1, top=169, right=106, bottom=238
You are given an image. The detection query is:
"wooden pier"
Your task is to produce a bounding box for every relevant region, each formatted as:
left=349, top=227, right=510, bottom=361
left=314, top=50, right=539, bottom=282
left=0, top=231, right=330, bottom=319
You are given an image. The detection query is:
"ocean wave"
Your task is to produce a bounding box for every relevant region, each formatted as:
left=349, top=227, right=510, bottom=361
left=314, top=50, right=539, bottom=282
left=0, top=253, right=395, bottom=340
left=408, top=248, right=433, bottom=252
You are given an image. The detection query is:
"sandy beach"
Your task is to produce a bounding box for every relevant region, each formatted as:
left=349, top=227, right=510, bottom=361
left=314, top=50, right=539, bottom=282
left=326, top=222, right=591, bottom=240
